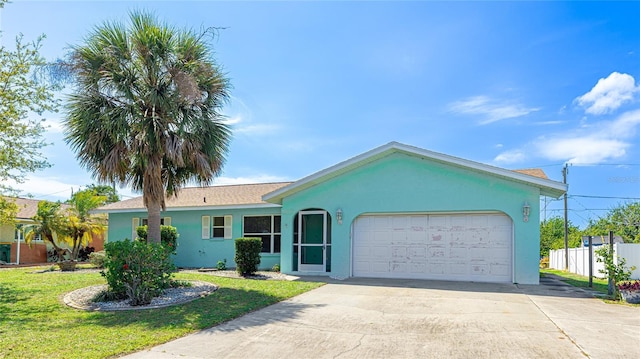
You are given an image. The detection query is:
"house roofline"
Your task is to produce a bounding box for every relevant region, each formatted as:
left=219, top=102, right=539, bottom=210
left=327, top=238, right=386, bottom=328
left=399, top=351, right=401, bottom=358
left=92, top=203, right=281, bottom=214
left=263, top=141, right=567, bottom=204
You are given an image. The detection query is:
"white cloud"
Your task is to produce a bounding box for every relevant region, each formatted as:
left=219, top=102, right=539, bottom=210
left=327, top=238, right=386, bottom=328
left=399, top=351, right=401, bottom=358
left=494, top=109, right=640, bottom=165
left=234, top=123, right=280, bottom=135
left=221, top=115, right=242, bottom=126
left=494, top=149, right=525, bottom=164
left=575, top=72, right=639, bottom=115
left=532, top=120, right=565, bottom=126
left=448, top=95, right=539, bottom=125
left=535, top=136, right=628, bottom=164
left=6, top=176, right=85, bottom=201
left=45, top=119, right=65, bottom=134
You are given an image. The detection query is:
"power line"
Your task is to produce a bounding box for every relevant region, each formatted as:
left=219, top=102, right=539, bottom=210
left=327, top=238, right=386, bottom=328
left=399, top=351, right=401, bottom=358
left=568, top=163, right=640, bottom=166
left=569, top=194, right=640, bottom=200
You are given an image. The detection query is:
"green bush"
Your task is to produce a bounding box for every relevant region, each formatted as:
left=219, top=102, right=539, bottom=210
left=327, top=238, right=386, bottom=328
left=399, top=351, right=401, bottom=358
left=136, top=225, right=179, bottom=253
left=89, top=250, right=106, bottom=268
left=216, top=259, right=227, bottom=270
left=235, top=237, right=262, bottom=276
left=102, top=240, right=175, bottom=305
left=596, top=246, right=637, bottom=299
left=272, top=263, right=281, bottom=272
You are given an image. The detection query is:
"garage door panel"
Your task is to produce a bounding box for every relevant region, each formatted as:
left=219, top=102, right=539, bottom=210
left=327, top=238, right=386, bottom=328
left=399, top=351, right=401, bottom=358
left=371, top=261, right=389, bottom=273
left=491, top=263, right=510, bottom=276
left=371, top=246, right=389, bottom=258
left=428, top=262, right=446, bottom=274
left=408, top=247, right=426, bottom=259
left=410, top=263, right=426, bottom=274
left=450, top=246, right=467, bottom=259
left=448, top=261, right=467, bottom=275
left=353, top=213, right=512, bottom=283
left=391, top=246, right=407, bottom=259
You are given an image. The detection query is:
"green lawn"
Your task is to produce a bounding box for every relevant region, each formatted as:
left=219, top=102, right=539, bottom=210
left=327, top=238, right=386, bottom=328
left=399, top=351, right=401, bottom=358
left=0, top=266, right=323, bottom=359
left=541, top=268, right=611, bottom=295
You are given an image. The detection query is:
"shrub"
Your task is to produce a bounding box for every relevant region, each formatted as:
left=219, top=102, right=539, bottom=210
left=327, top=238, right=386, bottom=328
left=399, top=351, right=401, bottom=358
left=596, top=246, right=637, bottom=299
left=539, top=257, right=549, bottom=269
left=618, top=280, right=640, bottom=291
left=102, top=240, right=175, bottom=306
left=78, top=246, right=95, bottom=261
left=235, top=237, right=262, bottom=276
left=272, top=263, right=281, bottom=272
left=89, top=250, right=106, bottom=268
left=216, top=259, right=227, bottom=270
left=136, top=225, right=179, bottom=253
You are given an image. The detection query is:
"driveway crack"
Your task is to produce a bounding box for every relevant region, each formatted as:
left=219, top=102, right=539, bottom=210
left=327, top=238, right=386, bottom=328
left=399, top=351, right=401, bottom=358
left=332, top=334, right=365, bottom=358
left=524, top=293, right=591, bottom=358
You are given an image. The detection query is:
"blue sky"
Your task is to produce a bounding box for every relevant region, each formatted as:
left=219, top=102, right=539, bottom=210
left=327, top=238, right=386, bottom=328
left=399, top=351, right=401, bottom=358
left=1, top=1, right=639, bottom=228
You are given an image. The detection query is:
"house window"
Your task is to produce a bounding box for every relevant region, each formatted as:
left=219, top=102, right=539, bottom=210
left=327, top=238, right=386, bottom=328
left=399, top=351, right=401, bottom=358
left=202, top=215, right=232, bottom=239
left=140, top=217, right=171, bottom=226
left=16, top=227, right=40, bottom=241
left=133, top=217, right=171, bottom=240
left=243, top=215, right=281, bottom=253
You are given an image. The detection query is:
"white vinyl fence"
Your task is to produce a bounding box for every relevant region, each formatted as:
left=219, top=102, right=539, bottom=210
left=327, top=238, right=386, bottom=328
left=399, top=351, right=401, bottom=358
left=549, top=243, right=640, bottom=280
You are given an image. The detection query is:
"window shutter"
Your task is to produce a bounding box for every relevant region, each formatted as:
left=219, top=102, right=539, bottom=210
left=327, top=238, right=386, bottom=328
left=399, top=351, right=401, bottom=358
left=132, top=218, right=140, bottom=240
left=163, top=217, right=171, bottom=226
left=223, top=215, right=233, bottom=239
left=201, top=216, right=210, bottom=239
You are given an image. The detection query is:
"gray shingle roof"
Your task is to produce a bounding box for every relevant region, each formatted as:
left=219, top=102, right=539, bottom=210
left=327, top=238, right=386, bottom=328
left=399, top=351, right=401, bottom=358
left=2, top=197, right=70, bottom=220
left=96, top=182, right=293, bottom=212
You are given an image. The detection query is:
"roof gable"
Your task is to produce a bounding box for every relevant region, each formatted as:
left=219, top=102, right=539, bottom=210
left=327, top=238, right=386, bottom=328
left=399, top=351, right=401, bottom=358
left=263, top=142, right=567, bottom=204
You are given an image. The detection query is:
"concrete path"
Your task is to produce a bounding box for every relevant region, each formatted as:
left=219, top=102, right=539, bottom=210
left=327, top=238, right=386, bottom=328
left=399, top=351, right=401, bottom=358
left=121, top=276, right=640, bottom=359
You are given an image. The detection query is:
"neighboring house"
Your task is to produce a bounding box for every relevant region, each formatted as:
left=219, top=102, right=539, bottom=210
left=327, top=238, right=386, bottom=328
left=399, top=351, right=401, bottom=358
left=581, top=235, right=624, bottom=247
left=0, top=198, right=49, bottom=264
left=97, top=142, right=567, bottom=284
left=0, top=198, right=104, bottom=264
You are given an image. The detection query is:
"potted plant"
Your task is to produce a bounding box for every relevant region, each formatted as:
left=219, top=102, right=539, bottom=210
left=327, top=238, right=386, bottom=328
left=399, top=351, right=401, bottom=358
left=618, top=280, right=640, bottom=304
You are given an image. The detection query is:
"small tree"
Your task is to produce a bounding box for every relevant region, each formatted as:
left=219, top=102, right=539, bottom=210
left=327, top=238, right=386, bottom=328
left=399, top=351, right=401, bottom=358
left=596, top=246, right=637, bottom=299
left=235, top=237, right=262, bottom=276
left=60, top=190, right=107, bottom=261
left=0, top=0, right=59, bottom=205
left=25, top=201, right=68, bottom=261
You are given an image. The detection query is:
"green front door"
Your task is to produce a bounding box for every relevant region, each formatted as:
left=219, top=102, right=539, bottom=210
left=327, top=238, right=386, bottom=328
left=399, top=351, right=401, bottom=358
left=298, top=211, right=326, bottom=272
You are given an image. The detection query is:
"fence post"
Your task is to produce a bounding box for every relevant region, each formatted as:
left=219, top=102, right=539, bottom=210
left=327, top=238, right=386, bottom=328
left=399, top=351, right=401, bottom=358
left=607, top=230, right=614, bottom=296
left=589, top=236, right=593, bottom=288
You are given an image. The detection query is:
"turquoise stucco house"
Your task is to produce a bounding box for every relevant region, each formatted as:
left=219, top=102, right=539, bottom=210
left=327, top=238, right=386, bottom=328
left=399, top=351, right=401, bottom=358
left=97, top=142, right=566, bottom=284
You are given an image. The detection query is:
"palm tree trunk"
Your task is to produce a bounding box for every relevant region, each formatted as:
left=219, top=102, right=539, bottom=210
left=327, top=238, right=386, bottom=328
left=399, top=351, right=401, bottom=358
left=147, top=202, right=162, bottom=244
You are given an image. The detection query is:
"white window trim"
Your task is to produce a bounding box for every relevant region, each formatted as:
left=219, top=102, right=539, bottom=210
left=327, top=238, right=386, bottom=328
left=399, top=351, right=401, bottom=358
left=204, top=215, right=233, bottom=240
left=242, top=215, right=281, bottom=254
left=132, top=218, right=140, bottom=240
left=134, top=217, right=171, bottom=240
left=202, top=215, right=211, bottom=239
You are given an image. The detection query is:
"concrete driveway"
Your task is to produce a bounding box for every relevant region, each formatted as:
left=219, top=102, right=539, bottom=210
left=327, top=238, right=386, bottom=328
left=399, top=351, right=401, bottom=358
left=122, top=276, right=640, bottom=359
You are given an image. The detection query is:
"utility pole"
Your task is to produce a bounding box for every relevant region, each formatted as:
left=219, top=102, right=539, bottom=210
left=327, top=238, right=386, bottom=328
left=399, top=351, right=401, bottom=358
left=563, top=164, right=569, bottom=270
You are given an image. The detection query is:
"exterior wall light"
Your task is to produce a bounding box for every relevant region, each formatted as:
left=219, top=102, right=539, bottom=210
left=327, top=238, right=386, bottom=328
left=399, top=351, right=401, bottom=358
left=336, top=208, right=343, bottom=225
left=523, top=202, right=531, bottom=222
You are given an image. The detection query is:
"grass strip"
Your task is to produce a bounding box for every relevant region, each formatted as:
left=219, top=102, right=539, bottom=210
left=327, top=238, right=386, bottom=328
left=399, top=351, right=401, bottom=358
left=0, top=266, right=323, bottom=359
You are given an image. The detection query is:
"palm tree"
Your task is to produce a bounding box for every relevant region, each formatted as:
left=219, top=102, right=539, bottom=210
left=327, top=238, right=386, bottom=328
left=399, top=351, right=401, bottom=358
left=64, top=11, right=231, bottom=243
left=25, top=201, right=68, bottom=261
left=61, top=190, right=107, bottom=260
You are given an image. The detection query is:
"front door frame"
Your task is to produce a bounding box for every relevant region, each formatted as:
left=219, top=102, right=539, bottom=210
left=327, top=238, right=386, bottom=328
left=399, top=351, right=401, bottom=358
left=297, top=210, right=327, bottom=272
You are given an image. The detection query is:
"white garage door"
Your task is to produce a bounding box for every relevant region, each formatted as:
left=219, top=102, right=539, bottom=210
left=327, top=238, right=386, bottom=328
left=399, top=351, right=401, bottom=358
left=352, top=213, right=513, bottom=283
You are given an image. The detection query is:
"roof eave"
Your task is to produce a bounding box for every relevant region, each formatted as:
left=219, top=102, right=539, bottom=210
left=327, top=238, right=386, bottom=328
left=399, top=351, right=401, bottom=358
left=93, top=202, right=281, bottom=214
left=263, top=142, right=568, bottom=203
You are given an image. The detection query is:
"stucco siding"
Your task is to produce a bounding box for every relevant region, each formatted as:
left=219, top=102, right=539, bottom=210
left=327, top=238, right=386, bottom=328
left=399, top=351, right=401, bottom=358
left=279, top=152, right=541, bottom=284
left=108, top=207, right=281, bottom=269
